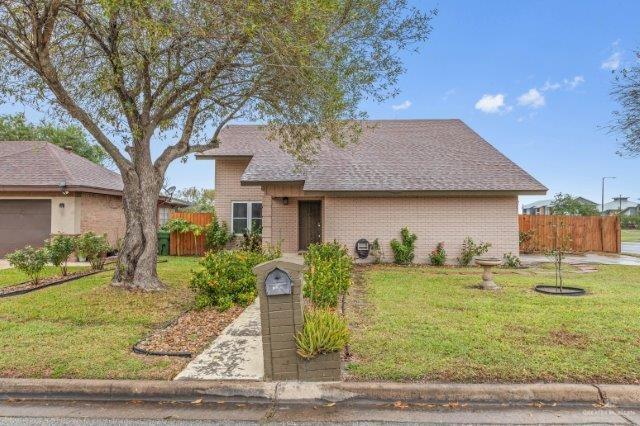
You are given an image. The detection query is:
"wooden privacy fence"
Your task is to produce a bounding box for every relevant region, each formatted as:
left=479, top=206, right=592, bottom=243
left=168, top=212, right=213, bottom=256
left=519, top=215, right=621, bottom=254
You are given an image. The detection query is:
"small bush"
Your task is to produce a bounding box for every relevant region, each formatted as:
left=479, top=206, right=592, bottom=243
left=303, top=242, right=352, bottom=309
left=390, top=227, right=417, bottom=265
left=429, top=242, right=446, bottom=266
left=75, top=232, right=110, bottom=270
left=457, top=237, right=491, bottom=266
left=238, top=228, right=262, bottom=252
left=6, top=246, right=48, bottom=284
left=45, top=234, right=76, bottom=276
left=370, top=238, right=383, bottom=264
left=190, top=250, right=275, bottom=310
left=502, top=252, right=522, bottom=269
left=295, top=308, right=350, bottom=359
left=204, top=217, right=233, bottom=251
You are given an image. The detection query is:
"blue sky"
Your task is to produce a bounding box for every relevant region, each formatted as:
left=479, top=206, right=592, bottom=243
left=2, top=0, right=638, bottom=208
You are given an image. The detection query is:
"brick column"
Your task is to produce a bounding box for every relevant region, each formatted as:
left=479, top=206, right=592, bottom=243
left=253, top=256, right=305, bottom=381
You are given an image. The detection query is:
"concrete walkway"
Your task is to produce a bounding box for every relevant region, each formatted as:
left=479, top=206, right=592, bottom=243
left=174, top=300, right=264, bottom=381
left=521, top=252, right=640, bottom=266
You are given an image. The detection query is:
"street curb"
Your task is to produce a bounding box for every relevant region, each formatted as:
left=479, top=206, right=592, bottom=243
left=1, top=379, right=637, bottom=407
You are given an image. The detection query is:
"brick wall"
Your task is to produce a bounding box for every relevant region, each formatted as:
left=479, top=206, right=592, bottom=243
left=79, top=193, right=126, bottom=247
left=214, top=159, right=520, bottom=262
left=323, top=195, right=519, bottom=263
left=215, top=158, right=264, bottom=233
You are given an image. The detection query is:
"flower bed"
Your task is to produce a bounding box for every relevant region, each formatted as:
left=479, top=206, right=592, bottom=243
left=0, top=268, right=106, bottom=298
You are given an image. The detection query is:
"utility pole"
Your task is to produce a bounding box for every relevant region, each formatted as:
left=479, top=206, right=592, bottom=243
left=601, top=176, right=616, bottom=215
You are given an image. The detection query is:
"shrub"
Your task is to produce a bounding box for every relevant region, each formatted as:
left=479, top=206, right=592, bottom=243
left=75, top=232, right=110, bottom=270
left=6, top=246, right=48, bottom=284
left=457, top=237, right=491, bottom=266
left=238, top=227, right=262, bottom=252
left=370, top=238, right=383, bottom=264
left=390, top=227, right=417, bottom=265
left=204, top=217, right=233, bottom=251
left=519, top=229, right=536, bottom=253
left=303, top=242, right=352, bottom=309
left=44, top=234, right=75, bottom=276
left=621, top=215, right=640, bottom=229
left=429, top=242, right=446, bottom=266
left=295, top=308, right=350, bottom=359
left=190, top=250, right=276, bottom=310
left=502, top=252, right=521, bottom=269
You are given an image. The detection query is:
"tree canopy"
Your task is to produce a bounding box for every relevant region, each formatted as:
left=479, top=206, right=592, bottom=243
left=0, top=113, right=107, bottom=164
left=175, top=186, right=215, bottom=212
left=551, top=193, right=599, bottom=216
left=611, top=50, right=640, bottom=157
left=0, top=0, right=435, bottom=290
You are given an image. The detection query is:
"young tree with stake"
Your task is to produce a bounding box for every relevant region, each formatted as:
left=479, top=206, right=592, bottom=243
left=0, top=0, right=434, bottom=290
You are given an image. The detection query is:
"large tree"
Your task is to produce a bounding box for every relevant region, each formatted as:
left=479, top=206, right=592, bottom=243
left=551, top=193, right=599, bottom=216
left=0, top=112, right=107, bottom=164
left=0, top=0, right=434, bottom=290
left=611, top=50, right=640, bottom=156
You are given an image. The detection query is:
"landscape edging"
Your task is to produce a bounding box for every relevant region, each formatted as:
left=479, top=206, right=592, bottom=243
left=0, top=379, right=638, bottom=406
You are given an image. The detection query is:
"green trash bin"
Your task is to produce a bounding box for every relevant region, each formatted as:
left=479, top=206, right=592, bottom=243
left=157, top=230, right=170, bottom=256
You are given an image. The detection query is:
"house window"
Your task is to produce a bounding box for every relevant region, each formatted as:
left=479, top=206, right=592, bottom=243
left=232, top=202, right=262, bottom=234
left=158, top=207, right=172, bottom=227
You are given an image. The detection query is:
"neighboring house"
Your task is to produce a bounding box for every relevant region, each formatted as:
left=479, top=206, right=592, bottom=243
left=522, top=197, right=597, bottom=215
left=199, top=119, right=547, bottom=262
left=522, top=199, right=554, bottom=215
left=601, top=196, right=639, bottom=216
left=0, top=141, right=186, bottom=256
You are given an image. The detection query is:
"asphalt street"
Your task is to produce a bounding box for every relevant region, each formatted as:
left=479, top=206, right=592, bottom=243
left=0, top=399, right=638, bottom=424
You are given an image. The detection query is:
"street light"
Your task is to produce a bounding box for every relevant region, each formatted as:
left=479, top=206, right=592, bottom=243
left=601, top=176, right=616, bottom=214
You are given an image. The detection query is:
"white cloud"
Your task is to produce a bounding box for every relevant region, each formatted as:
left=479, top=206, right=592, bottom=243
left=474, top=94, right=507, bottom=114
left=391, top=100, right=412, bottom=111
left=540, top=75, right=585, bottom=92
left=564, top=75, right=585, bottom=89
left=602, top=52, right=621, bottom=70
left=541, top=80, right=561, bottom=91
left=602, top=41, right=622, bottom=70
left=517, top=88, right=545, bottom=108
left=442, top=88, right=457, bottom=101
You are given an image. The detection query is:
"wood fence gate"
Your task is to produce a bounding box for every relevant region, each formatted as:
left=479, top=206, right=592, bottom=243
left=518, top=215, right=621, bottom=254
left=168, top=212, right=213, bottom=256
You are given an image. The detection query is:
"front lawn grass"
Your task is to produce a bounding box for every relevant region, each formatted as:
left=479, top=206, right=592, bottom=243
left=0, top=266, right=88, bottom=289
left=621, top=229, right=640, bottom=242
left=347, top=264, right=640, bottom=383
left=0, top=256, right=200, bottom=379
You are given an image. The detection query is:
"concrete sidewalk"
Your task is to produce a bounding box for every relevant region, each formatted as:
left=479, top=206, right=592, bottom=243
left=521, top=252, right=640, bottom=266
left=174, top=300, right=264, bottom=381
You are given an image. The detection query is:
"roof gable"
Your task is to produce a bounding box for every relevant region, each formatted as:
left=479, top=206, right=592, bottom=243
left=202, top=119, right=547, bottom=194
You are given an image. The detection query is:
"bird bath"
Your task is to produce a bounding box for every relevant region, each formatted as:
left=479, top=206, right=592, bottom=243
left=475, top=257, right=502, bottom=290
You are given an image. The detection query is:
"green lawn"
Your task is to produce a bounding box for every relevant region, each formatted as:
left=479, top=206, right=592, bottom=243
left=621, top=229, right=640, bottom=242
left=0, top=256, right=200, bottom=379
left=0, top=266, right=88, bottom=289
left=347, top=264, right=640, bottom=383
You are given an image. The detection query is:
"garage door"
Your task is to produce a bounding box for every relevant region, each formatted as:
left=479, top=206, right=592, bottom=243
left=0, top=200, right=51, bottom=257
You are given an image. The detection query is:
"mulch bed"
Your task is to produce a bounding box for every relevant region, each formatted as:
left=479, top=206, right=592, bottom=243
left=0, top=268, right=110, bottom=298
left=133, top=306, right=244, bottom=357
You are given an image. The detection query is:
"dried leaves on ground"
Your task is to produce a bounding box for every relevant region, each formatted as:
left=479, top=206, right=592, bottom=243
left=136, top=306, right=243, bottom=355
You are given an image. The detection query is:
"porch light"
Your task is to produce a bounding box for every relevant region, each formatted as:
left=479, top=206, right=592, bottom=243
left=282, top=197, right=289, bottom=205
left=58, top=180, right=69, bottom=195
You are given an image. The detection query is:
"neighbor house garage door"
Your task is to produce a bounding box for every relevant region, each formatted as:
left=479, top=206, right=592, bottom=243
left=0, top=200, right=51, bottom=257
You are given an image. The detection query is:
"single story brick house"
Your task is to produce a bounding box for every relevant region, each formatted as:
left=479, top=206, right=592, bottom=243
left=199, top=119, right=547, bottom=263
left=0, top=141, right=185, bottom=256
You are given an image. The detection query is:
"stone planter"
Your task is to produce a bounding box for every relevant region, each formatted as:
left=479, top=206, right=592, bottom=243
left=298, top=351, right=341, bottom=382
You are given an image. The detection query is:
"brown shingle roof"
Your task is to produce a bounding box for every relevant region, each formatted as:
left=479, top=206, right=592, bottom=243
left=201, top=119, right=547, bottom=194
left=0, top=141, right=123, bottom=194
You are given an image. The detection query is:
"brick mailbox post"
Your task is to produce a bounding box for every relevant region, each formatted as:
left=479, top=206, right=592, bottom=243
left=253, top=256, right=341, bottom=381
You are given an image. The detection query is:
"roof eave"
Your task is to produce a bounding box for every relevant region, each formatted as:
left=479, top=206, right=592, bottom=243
left=0, top=185, right=123, bottom=196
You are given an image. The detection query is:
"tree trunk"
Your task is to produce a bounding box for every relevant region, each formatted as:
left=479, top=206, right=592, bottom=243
left=112, top=170, right=164, bottom=291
